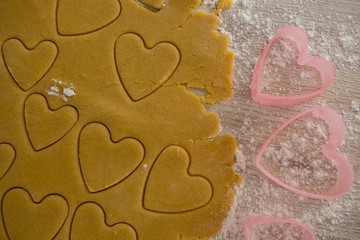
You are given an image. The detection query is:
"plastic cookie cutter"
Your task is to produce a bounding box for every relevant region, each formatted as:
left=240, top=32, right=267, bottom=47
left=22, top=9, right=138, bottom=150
left=254, top=107, right=354, bottom=199
left=251, top=25, right=335, bottom=106
left=244, top=216, right=316, bottom=240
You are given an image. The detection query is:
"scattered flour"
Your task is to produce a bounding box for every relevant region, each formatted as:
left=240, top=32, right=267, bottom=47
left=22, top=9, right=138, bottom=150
left=63, top=87, right=76, bottom=97
left=261, top=39, right=322, bottom=96
left=249, top=222, right=304, bottom=240
left=46, top=79, right=76, bottom=102
left=200, top=0, right=218, bottom=11
left=235, top=148, right=246, bottom=171
left=262, top=115, right=337, bottom=193
left=351, top=100, right=360, bottom=113
left=142, top=163, right=148, bottom=170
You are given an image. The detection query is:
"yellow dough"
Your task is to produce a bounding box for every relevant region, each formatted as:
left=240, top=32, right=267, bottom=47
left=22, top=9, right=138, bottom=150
left=0, top=0, right=239, bottom=239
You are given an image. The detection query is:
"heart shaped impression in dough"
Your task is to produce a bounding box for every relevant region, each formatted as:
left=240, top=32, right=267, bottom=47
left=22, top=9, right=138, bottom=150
left=0, top=143, right=16, bottom=180
left=79, top=123, right=145, bottom=192
left=57, top=0, right=121, bottom=35
left=2, top=188, right=68, bottom=240
left=24, top=94, right=78, bottom=151
left=144, top=146, right=212, bottom=213
left=115, top=33, right=180, bottom=101
left=2, top=39, right=58, bottom=91
left=71, top=202, right=137, bottom=240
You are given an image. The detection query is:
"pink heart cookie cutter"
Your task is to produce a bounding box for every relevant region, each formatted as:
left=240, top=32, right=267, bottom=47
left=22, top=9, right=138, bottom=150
left=251, top=25, right=335, bottom=106
left=254, top=107, right=354, bottom=199
left=244, top=216, right=316, bottom=240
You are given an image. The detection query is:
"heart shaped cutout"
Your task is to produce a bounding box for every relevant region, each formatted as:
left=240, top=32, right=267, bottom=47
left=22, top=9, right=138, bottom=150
left=79, top=123, right=145, bottom=192
left=0, top=143, right=16, bottom=180
left=57, top=0, right=121, bottom=35
left=244, top=216, right=316, bottom=240
left=25, top=94, right=78, bottom=151
left=144, top=146, right=212, bottom=213
left=2, top=39, right=58, bottom=91
left=254, top=107, right=354, bottom=199
left=71, top=202, right=137, bottom=240
left=251, top=25, right=335, bottom=106
left=2, top=188, right=68, bottom=240
left=115, top=33, right=180, bottom=101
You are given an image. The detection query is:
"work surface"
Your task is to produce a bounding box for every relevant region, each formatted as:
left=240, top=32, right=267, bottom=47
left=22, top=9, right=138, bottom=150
left=213, top=0, right=360, bottom=239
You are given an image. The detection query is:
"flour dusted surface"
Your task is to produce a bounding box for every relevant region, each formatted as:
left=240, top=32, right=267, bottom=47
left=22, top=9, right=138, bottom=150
left=212, top=0, right=360, bottom=239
